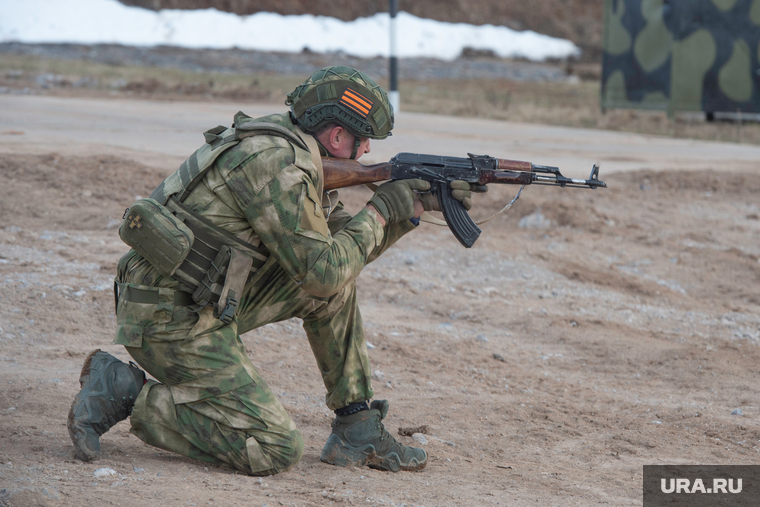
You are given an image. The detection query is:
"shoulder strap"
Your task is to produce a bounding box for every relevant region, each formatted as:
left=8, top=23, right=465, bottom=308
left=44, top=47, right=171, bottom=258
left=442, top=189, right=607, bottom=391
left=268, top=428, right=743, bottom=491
left=293, top=125, right=324, bottom=197
left=151, top=125, right=238, bottom=205
left=237, top=121, right=308, bottom=151
left=151, top=116, right=309, bottom=206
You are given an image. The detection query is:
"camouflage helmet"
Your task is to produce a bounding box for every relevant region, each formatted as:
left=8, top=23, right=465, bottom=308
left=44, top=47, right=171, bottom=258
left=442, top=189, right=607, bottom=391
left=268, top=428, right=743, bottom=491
left=286, top=66, right=394, bottom=140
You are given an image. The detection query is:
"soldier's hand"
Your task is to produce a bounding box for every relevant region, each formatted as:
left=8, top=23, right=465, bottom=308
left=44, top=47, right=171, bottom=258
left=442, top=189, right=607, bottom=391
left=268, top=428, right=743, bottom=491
left=419, top=180, right=488, bottom=212
left=368, top=179, right=431, bottom=224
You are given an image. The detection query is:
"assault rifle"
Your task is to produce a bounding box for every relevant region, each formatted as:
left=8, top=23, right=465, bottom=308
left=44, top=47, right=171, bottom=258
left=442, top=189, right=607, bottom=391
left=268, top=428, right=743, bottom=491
left=322, top=152, right=606, bottom=248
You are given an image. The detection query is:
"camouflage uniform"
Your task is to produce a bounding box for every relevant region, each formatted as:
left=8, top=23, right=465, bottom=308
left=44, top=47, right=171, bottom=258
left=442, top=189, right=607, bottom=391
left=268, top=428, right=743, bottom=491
left=113, top=112, right=416, bottom=475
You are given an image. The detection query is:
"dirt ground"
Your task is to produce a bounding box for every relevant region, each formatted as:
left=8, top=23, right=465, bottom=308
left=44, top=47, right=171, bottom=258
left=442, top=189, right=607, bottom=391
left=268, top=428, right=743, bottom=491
left=1, top=95, right=760, bottom=507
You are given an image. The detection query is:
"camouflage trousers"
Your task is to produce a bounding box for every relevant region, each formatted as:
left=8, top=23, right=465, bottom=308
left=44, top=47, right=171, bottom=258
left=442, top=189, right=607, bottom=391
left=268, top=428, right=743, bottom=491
left=113, top=256, right=374, bottom=476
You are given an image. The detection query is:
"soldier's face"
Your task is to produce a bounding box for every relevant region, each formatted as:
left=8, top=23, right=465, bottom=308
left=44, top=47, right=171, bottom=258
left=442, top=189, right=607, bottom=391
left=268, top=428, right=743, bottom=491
left=353, top=137, right=371, bottom=160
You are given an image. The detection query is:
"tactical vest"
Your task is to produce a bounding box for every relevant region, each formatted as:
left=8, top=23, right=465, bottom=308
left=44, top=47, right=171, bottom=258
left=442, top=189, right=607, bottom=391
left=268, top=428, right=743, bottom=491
left=119, top=112, right=322, bottom=323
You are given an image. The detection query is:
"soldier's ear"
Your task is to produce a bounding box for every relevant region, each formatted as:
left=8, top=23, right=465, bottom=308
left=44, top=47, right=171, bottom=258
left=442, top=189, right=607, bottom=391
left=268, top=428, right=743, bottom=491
left=328, top=125, right=347, bottom=150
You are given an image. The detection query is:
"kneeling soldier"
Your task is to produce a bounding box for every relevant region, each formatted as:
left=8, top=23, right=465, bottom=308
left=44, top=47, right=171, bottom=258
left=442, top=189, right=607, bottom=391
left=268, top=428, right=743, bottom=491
left=68, top=66, right=475, bottom=475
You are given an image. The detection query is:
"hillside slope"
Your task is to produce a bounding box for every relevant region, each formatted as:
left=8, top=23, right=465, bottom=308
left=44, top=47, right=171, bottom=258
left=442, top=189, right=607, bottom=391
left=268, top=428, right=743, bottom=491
left=118, top=0, right=604, bottom=56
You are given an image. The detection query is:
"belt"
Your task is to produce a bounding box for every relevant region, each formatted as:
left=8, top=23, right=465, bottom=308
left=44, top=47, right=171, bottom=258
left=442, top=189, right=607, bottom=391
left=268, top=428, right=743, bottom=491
left=114, top=281, right=195, bottom=313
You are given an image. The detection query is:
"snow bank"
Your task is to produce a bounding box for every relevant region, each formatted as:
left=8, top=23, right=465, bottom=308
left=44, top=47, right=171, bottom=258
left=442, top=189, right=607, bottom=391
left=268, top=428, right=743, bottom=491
left=0, top=0, right=580, bottom=61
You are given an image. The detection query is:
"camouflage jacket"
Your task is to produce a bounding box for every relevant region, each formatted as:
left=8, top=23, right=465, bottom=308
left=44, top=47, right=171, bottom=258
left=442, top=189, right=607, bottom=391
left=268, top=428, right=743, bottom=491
left=121, top=112, right=415, bottom=297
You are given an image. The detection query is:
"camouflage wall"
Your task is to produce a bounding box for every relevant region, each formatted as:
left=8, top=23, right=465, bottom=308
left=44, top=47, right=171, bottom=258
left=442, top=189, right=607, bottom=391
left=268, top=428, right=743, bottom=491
left=601, top=0, right=760, bottom=114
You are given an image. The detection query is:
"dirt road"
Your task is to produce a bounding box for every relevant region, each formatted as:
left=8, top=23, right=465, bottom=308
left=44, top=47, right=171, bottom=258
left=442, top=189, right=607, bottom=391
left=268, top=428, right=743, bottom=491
left=4, top=95, right=760, bottom=173
left=1, top=96, right=759, bottom=506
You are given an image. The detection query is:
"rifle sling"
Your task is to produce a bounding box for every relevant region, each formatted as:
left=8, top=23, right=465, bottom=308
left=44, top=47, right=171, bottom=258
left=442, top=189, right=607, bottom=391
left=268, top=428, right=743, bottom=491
left=420, top=186, right=526, bottom=227
left=363, top=181, right=523, bottom=227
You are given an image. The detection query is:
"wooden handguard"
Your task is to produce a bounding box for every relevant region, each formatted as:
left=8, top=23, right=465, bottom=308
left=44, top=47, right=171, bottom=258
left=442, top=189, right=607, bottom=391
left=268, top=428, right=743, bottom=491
left=478, top=168, right=534, bottom=185
left=495, top=159, right=533, bottom=172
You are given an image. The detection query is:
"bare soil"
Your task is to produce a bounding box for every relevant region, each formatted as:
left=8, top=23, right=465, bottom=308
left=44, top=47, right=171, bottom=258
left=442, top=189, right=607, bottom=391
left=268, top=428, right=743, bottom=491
left=1, top=97, right=760, bottom=507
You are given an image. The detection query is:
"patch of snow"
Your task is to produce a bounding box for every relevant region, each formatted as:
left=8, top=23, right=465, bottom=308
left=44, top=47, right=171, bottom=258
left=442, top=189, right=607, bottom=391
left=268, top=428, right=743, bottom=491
left=0, top=0, right=580, bottom=62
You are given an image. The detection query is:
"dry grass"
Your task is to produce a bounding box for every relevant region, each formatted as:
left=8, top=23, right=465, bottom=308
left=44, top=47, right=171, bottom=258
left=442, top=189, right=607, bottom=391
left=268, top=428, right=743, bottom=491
left=0, top=53, right=303, bottom=102
left=2, top=53, right=759, bottom=145
left=395, top=77, right=760, bottom=145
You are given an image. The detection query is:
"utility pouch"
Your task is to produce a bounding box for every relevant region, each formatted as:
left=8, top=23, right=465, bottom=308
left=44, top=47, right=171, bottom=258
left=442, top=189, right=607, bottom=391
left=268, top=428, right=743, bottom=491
left=192, top=245, right=253, bottom=324
left=216, top=247, right=253, bottom=323
left=119, top=198, right=194, bottom=277
left=191, top=246, right=230, bottom=308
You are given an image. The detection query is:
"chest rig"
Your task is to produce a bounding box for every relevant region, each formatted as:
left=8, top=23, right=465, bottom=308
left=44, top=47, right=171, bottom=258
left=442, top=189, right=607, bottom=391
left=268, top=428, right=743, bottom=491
left=119, top=112, right=322, bottom=323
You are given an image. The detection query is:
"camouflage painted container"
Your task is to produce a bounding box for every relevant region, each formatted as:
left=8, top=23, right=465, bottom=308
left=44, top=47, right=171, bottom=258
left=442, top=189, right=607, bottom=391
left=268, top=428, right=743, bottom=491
left=602, top=0, right=760, bottom=115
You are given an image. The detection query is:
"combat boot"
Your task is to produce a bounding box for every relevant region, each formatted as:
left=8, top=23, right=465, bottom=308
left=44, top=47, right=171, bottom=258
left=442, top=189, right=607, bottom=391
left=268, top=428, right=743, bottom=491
left=67, top=349, right=145, bottom=461
left=320, top=400, right=427, bottom=472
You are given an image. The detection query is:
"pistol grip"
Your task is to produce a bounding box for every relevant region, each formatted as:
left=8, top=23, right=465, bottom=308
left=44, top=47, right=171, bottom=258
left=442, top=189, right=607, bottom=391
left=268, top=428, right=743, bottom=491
left=436, top=181, right=481, bottom=248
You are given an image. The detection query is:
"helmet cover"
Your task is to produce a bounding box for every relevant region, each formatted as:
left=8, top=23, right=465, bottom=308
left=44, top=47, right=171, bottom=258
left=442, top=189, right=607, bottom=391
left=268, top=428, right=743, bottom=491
left=286, top=66, right=394, bottom=139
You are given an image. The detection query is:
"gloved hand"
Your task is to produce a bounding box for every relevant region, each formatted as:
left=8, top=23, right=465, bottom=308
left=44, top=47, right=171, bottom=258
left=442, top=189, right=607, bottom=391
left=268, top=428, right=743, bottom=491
left=367, top=179, right=431, bottom=224
left=419, top=180, right=488, bottom=211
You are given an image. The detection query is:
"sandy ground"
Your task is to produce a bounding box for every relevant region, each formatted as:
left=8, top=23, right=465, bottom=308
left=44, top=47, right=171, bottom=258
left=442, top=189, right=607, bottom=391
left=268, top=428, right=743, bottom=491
left=1, top=96, right=760, bottom=507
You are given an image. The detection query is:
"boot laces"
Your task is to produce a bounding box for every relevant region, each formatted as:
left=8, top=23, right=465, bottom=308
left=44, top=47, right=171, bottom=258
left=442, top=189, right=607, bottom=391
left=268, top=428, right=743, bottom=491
left=376, top=421, right=392, bottom=442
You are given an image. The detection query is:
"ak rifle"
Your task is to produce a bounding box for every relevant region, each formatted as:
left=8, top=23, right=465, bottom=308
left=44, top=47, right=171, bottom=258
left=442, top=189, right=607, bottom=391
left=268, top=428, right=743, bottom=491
left=322, top=152, right=607, bottom=248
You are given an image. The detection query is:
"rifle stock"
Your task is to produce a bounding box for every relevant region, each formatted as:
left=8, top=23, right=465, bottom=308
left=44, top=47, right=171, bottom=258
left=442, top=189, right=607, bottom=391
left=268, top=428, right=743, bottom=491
left=322, top=158, right=392, bottom=191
